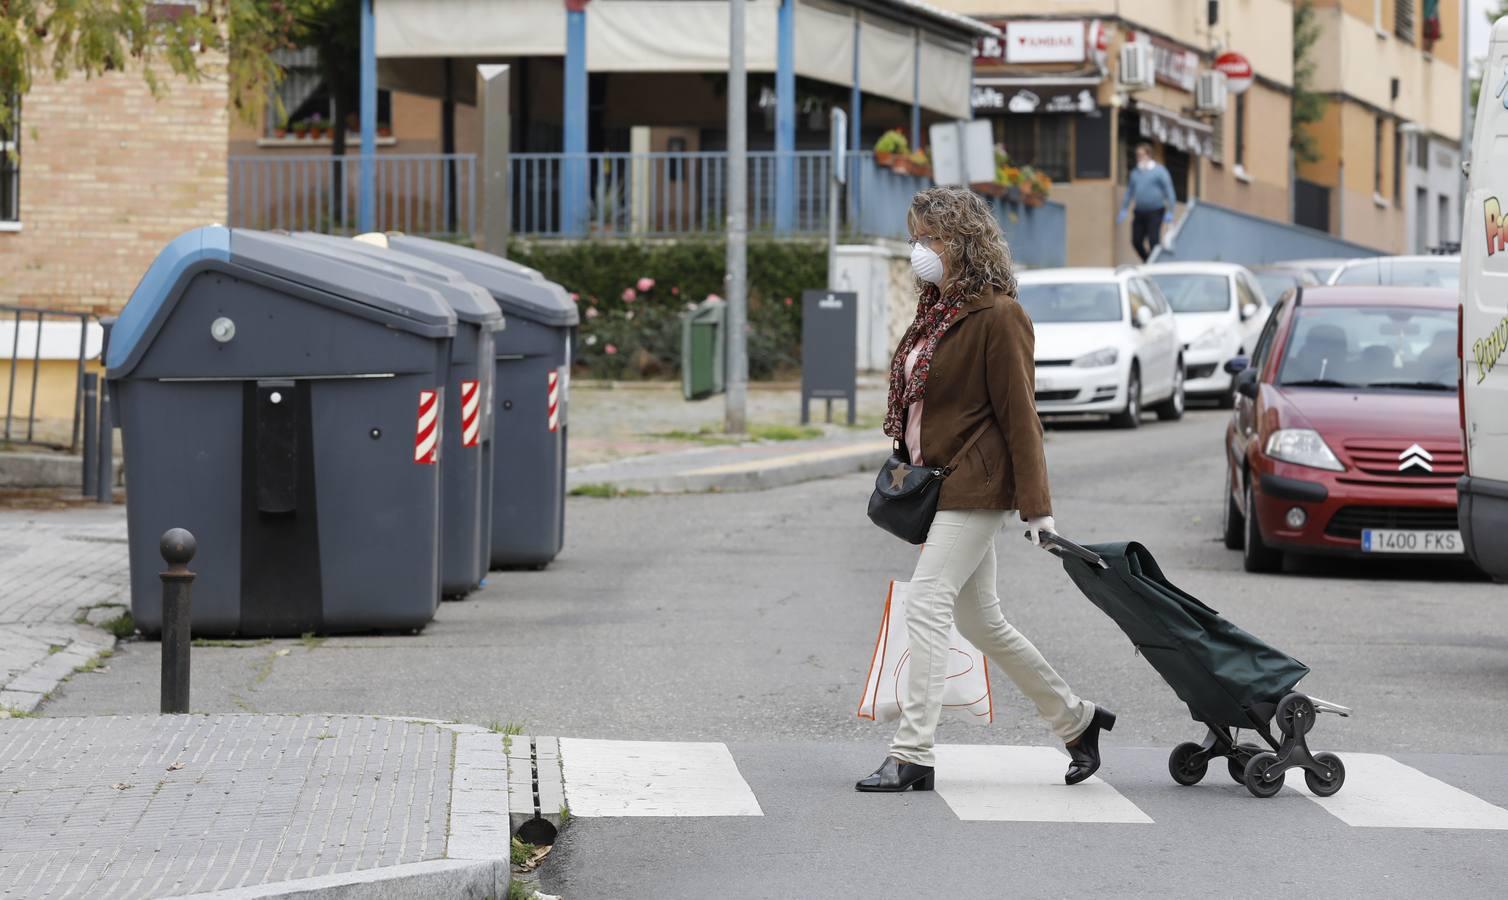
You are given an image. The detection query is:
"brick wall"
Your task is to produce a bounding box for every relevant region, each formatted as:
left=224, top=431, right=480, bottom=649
left=0, top=61, right=228, bottom=315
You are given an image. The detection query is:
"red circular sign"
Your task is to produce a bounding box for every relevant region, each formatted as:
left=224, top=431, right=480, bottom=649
left=1214, top=51, right=1253, bottom=94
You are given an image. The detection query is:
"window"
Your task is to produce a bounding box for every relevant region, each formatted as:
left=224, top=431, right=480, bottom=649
left=1395, top=0, right=1415, bottom=43
left=1016, top=281, right=1122, bottom=323
left=1277, top=305, right=1456, bottom=390
left=1393, top=123, right=1403, bottom=206
left=1136, top=279, right=1170, bottom=315
left=1250, top=299, right=1287, bottom=373
left=995, top=116, right=1071, bottom=182
left=0, top=95, right=17, bottom=225
left=1234, top=93, right=1247, bottom=168
left=1236, top=274, right=1265, bottom=316
left=1147, top=274, right=1232, bottom=313
left=1438, top=193, right=1451, bottom=244
left=1374, top=116, right=1385, bottom=195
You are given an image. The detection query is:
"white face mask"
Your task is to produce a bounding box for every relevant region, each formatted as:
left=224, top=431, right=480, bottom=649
left=910, top=242, right=945, bottom=285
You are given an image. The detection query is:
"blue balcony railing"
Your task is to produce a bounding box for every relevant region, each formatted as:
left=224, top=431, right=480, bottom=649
left=226, top=150, right=1066, bottom=267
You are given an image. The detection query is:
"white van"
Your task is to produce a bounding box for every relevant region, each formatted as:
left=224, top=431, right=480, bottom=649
left=1459, top=16, right=1508, bottom=580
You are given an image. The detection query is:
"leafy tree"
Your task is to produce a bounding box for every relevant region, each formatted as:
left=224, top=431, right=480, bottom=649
left=0, top=1, right=301, bottom=134
left=1291, top=0, right=1328, bottom=165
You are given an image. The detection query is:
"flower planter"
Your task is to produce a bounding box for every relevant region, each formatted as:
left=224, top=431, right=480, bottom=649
left=890, top=159, right=911, bottom=175
left=972, top=181, right=1005, bottom=198
left=1022, top=192, right=1045, bottom=208
left=875, top=150, right=895, bottom=166
left=905, top=160, right=930, bottom=177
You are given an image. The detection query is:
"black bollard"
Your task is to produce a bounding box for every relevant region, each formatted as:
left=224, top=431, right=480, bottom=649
left=159, top=528, right=197, bottom=714
left=96, top=381, right=114, bottom=504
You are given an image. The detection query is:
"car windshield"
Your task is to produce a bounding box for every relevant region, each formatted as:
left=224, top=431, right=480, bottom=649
left=1254, top=272, right=1301, bottom=303
left=1017, top=282, right=1123, bottom=323
left=1146, top=273, right=1230, bottom=313
left=1276, top=306, right=1458, bottom=391
left=1331, top=259, right=1460, bottom=288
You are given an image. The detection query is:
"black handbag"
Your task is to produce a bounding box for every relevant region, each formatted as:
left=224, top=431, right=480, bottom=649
left=867, top=422, right=991, bottom=544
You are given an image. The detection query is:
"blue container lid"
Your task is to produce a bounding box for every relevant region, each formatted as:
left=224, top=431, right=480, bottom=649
left=293, top=232, right=504, bottom=330
left=381, top=234, right=580, bottom=328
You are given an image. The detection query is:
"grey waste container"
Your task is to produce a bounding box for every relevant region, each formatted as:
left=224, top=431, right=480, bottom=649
left=378, top=234, right=579, bottom=569
left=107, top=226, right=457, bottom=637
left=294, top=232, right=505, bottom=597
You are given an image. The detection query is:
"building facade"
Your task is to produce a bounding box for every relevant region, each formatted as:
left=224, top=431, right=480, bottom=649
left=0, top=64, right=229, bottom=314
left=1296, top=0, right=1462, bottom=253
left=947, top=0, right=1296, bottom=266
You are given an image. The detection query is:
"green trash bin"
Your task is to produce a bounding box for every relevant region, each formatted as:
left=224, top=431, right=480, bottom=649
left=681, top=296, right=726, bottom=401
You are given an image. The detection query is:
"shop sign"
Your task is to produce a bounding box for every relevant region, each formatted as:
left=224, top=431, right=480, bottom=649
left=1128, top=31, right=1199, bottom=92
left=972, top=83, right=1098, bottom=115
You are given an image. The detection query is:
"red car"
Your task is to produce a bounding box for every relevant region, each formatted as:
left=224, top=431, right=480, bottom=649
left=1221, top=286, right=1463, bottom=572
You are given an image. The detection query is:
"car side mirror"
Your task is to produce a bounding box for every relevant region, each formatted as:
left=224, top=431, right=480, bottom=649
left=1241, top=302, right=1259, bottom=321
left=1134, top=307, right=1152, bottom=329
left=1235, top=367, right=1259, bottom=399
left=1223, top=356, right=1249, bottom=376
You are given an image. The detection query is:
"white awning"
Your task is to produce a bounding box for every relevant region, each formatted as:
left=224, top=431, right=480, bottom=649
left=859, top=12, right=915, bottom=106
left=795, top=0, right=855, bottom=87
left=376, top=0, right=565, bottom=58
left=588, top=0, right=778, bottom=72
left=918, top=34, right=971, bottom=119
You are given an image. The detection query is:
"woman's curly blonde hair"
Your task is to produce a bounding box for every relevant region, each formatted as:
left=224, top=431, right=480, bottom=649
left=907, top=186, right=1017, bottom=301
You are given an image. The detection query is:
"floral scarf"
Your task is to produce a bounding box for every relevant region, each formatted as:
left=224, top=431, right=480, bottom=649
left=883, top=282, right=969, bottom=441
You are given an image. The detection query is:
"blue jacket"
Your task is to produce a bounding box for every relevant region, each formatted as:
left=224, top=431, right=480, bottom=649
left=1121, top=164, right=1177, bottom=213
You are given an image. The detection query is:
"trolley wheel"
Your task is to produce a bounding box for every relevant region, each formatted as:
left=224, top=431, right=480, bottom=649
left=1168, top=742, right=1208, bottom=786
left=1243, top=752, right=1286, bottom=799
left=1276, top=693, right=1317, bottom=737
left=1227, top=742, right=1264, bottom=784
left=1304, top=752, right=1346, bottom=797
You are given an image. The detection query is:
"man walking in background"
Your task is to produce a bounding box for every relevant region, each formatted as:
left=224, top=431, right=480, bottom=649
left=1117, top=142, right=1177, bottom=262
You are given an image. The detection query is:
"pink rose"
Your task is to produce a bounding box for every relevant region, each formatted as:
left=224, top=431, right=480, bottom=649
left=584, top=306, right=600, bottom=319
left=706, top=293, right=722, bottom=303
left=637, top=277, right=655, bottom=292
left=621, top=288, right=636, bottom=302
left=604, top=343, right=619, bottom=355
left=783, top=297, right=793, bottom=306
left=569, top=292, right=580, bottom=302
left=671, top=286, right=680, bottom=296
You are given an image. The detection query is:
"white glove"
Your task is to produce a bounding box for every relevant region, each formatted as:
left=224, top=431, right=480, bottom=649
left=1025, top=515, right=1057, bottom=547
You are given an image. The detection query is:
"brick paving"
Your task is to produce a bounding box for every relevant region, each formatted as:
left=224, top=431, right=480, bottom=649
left=0, top=509, right=130, bottom=714
left=0, top=715, right=464, bottom=899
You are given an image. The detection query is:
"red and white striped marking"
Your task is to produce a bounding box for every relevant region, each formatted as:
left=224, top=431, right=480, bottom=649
left=414, top=389, right=440, bottom=464
left=547, top=370, right=561, bottom=432
left=459, top=379, right=481, bottom=447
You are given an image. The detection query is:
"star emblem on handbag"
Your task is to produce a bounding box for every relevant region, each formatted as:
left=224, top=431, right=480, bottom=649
left=889, top=465, right=911, bottom=491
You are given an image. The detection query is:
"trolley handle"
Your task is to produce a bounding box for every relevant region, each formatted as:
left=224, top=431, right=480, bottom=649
left=1026, top=530, right=1109, bottom=569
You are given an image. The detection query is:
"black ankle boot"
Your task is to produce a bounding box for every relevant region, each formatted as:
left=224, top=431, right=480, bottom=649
left=855, top=756, right=935, bottom=792
left=1065, top=706, right=1116, bottom=785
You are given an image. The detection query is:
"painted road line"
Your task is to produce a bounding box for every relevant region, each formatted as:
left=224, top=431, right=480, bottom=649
left=681, top=441, right=892, bottom=476
left=931, top=745, right=1154, bottom=824
left=558, top=738, right=763, bottom=817
left=1289, top=753, right=1508, bottom=829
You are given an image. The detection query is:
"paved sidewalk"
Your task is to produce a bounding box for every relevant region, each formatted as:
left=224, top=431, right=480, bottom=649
left=0, top=714, right=511, bottom=899
left=0, top=509, right=130, bottom=714
left=568, top=434, right=892, bottom=494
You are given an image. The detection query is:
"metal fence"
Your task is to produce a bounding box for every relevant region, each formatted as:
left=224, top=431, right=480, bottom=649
left=225, top=149, right=1067, bottom=261
left=509, top=150, right=836, bottom=237
left=1, top=306, right=95, bottom=451
left=228, top=154, right=477, bottom=237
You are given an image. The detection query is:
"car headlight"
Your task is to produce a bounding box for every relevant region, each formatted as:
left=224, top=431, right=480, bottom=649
left=1191, top=328, right=1225, bottom=350
left=1264, top=429, right=1345, bottom=472
left=1072, top=347, right=1118, bottom=368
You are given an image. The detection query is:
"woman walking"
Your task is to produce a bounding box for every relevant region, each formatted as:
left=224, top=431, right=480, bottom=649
left=856, top=186, right=1115, bottom=793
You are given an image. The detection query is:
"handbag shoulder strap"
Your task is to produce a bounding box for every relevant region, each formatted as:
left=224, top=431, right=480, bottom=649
left=943, top=421, right=993, bottom=475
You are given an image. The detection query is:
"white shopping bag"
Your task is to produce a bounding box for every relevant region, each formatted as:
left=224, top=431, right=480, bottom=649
left=857, top=581, right=994, bottom=723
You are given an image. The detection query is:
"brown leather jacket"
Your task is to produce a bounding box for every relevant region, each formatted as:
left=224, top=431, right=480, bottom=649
left=901, top=289, right=1052, bottom=519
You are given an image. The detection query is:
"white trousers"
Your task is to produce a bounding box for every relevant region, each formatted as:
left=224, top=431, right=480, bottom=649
left=889, top=509, right=1095, bottom=767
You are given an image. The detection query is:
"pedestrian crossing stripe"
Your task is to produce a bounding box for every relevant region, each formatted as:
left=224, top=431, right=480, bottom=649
left=558, top=738, right=763, bottom=817
left=552, top=740, right=1508, bottom=830
left=1288, top=753, right=1508, bottom=830
left=932, top=745, right=1154, bottom=824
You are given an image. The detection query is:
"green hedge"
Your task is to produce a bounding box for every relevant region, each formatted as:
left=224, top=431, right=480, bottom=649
left=506, top=239, right=826, bottom=380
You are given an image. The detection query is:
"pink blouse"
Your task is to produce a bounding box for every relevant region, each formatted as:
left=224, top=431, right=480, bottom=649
left=904, top=346, right=925, bottom=466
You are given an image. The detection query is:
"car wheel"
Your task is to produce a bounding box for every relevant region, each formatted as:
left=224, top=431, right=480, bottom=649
left=1109, top=363, right=1142, bottom=429
left=1242, top=479, right=1284, bottom=573
left=1155, top=358, right=1186, bottom=421
left=1222, top=463, right=1244, bottom=550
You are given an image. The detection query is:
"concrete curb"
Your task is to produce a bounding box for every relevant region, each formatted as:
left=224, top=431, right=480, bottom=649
left=0, top=450, right=122, bottom=489
left=568, top=440, right=891, bottom=495
left=160, top=860, right=506, bottom=900
left=0, top=623, right=115, bottom=714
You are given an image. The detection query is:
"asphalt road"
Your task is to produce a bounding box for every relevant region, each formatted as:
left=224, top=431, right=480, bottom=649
left=44, top=407, right=1508, bottom=897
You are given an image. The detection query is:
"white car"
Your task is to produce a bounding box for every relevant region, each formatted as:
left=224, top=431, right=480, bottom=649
left=1327, top=255, right=1461, bottom=288
left=1016, top=267, right=1184, bottom=428
left=1141, top=262, right=1271, bottom=407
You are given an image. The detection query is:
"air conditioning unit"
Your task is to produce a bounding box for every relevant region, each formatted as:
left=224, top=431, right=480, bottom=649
left=1196, top=70, right=1228, bottom=114
left=1119, top=43, right=1154, bottom=90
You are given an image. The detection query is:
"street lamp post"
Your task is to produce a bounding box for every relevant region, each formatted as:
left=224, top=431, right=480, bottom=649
left=725, top=0, right=749, bottom=435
